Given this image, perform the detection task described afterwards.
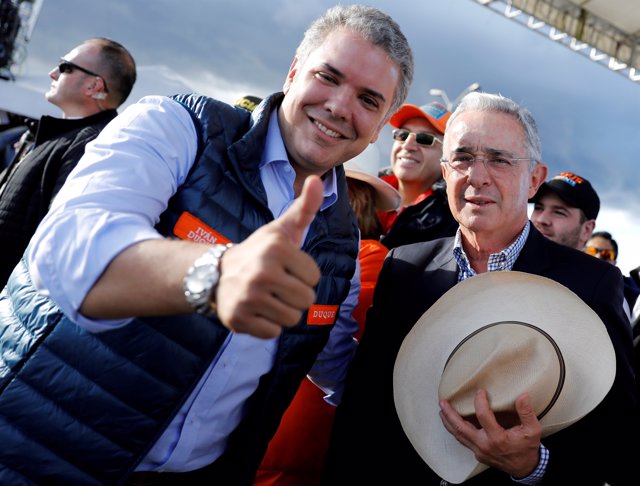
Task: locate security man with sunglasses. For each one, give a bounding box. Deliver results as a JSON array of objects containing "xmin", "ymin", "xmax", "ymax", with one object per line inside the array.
[
  {"xmin": 0, "ymin": 37, "xmax": 136, "ymax": 287},
  {"xmin": 377, "ymin": 101, "xmax": 457, "ymax": 249}
]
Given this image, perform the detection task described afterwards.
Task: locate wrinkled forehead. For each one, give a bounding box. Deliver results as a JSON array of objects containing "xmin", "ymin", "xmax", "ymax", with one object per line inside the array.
[{"xmin": 444, "ymin": 110, "xmax": 526, "ymax": 154}]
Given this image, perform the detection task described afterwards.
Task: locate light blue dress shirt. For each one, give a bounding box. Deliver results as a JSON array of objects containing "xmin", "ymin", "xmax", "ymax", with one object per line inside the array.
[{"xmin": 28, "ymin": 96, "xmax": 360, "ymax": 472}]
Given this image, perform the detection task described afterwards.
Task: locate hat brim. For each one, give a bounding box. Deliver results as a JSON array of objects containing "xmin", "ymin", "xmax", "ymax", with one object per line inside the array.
[
  {"xmin": 529, "ymin": 182, "xmax": 565, "ymax": 205},
  {"xmin": 388, "ymin": 104, "xmax": 449, "ymax": 135},
  {"xmin": 345, "ymin": 168, "xmax": 401, "ymax": 212},
  {"xmin": 393, "ymin": 271, "xmax": 615, "ymax": 484}
]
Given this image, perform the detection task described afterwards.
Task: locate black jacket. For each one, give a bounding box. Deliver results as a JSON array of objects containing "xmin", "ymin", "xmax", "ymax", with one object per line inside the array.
[
  {"xmin": 380, "ymin": 179, "xmax": 457, "ymax": 250},
  {"xmin": 0, "ymin": 109, "xmax": 117, "ymax": 287},
  {"xmin": 323, "ymin": 224, "xmax": 639, "ymax": 485}
]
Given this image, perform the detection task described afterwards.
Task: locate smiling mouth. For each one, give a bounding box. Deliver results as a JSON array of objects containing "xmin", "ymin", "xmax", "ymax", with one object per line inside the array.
[
  {"xmin": 314, "ymin": 119, "xmax": 342, "ymax": 139},
  {"xmin": 397, "ymin": 156, "xmax": 419, "ymax": 165}
]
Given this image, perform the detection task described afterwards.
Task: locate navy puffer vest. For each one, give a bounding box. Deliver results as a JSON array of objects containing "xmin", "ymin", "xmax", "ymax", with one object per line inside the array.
[{"xmin": 0, "ymin": 93, "xmax": 358, "ymax": 485}]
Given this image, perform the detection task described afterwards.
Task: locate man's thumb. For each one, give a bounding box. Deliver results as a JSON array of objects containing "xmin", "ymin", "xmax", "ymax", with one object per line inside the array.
[{"xmin": 278, "ymin": 175, "xmax": 324, "ymax": 246}]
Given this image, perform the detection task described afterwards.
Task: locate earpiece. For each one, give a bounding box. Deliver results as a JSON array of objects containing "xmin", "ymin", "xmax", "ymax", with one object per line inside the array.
[{"xmin": 92, "ymin": 92, "xmax": 107, "ymax": 100}]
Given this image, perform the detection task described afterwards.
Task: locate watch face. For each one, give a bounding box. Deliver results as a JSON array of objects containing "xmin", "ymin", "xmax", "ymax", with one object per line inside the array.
[
  {"xmin": 184, "ymin": 244, "xmax": 231, "ymax": 314},
  {"xmin": 186, "ymin": 265, "xmax": 216, "ymax": 297}
]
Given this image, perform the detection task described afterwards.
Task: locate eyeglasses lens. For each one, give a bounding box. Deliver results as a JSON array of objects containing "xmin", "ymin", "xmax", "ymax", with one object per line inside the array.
[
  {"xmin": 392, "ymin": 129, "xmax": 437, "ymax": 147},
  {"xmin": 58, "ymin": 61, "xmax": 73, "ymax": 74}
]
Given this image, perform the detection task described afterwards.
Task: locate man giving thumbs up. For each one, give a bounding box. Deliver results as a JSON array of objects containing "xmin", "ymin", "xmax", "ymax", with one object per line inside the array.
[{"xmin": 0, "ymin": 5, "xmax": 414, "ymax": 485}]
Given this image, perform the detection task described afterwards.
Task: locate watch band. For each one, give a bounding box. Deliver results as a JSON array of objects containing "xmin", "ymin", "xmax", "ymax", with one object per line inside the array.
[{"xmin": 183, "ymin": 243, "xmax": 233, "ymax": 316}]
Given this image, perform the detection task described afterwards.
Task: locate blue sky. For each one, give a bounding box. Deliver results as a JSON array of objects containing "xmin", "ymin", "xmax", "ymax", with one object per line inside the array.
[{"xmin": 12, "ymin": 0, "xmax": 640, "ymax": 273}]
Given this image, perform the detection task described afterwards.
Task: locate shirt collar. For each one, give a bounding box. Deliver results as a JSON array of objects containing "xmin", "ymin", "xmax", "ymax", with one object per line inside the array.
[
  {"xmin": 453, "ymin": 221, "xmax": 530, "ymax": 282},
  {"xmin": 261, "ymin": 108, "xmax": 337, "ymax": 210},
  {"xmin": 262, "ymin": 108, "xmax": 289, "ymax": 168}
]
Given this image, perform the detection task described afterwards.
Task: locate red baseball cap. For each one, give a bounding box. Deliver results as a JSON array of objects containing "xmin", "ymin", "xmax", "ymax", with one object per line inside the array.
[{"xmin": 389, "ymin": 102, "xmax": 450, "ymax": 135}]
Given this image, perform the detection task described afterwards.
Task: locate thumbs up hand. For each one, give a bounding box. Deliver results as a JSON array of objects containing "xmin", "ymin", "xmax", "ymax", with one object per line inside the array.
[{"xmin": 215, "ymin": 176, "xmax": 323, "ymax": 338}]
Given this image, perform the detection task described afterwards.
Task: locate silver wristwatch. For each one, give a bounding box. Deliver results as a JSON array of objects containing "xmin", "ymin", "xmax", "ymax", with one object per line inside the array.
[{"xmin": 183, "ymin": 243, "xmax": 233, "ymax": 315}]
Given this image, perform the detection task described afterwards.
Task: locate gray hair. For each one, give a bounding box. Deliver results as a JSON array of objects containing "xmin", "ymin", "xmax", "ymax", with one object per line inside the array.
[
  {"xmin": 446, "ymin": 92, "xmax": 542, "ymax": 168},
  {"xmin": 295, "ymin": 4, "xmax": 414, "ymax": 118}
]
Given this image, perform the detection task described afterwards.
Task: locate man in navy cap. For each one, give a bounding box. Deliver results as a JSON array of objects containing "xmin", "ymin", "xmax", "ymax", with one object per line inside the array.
[{"xmin": 530, "ymin": 171, "xmax": 600, "ymax": 250}]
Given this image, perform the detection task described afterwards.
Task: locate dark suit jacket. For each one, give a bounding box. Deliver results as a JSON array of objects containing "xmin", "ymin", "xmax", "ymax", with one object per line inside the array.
[{"xmin": 322, "ymin": 224, "xmax": 639, "ymax": 485}]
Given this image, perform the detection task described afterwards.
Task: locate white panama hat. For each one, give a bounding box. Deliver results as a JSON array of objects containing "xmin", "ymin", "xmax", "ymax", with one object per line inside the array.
[{"xmin": 393, "ymin": 271, "xmax": 616, "ymax": 484}]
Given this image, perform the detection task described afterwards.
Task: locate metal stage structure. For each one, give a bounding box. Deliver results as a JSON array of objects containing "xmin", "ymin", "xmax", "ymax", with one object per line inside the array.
[{"xmin": 474, "ymin": 0, "xmax": 640, "ymax": 84}]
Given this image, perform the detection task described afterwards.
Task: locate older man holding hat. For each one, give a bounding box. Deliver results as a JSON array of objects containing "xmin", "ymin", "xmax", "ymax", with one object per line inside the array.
[
  {"xmin": 322, "ymin": 92, "xmax": 638, "ymax": 485},
  {"xmin": 377, "ymin": 101, "xmax": 457, "ymax": 249}
]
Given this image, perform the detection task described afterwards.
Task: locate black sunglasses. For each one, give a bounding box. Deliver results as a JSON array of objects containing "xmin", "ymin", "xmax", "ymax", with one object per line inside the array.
[
  {"xmin": 58, "ymin": 59, "xmax": 109, "ymax": 92},
  {"xmin": 392, "ymin": 128, "xmax": 442, "ymax": 147}
]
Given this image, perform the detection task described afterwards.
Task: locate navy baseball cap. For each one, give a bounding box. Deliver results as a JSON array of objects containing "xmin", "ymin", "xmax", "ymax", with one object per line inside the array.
[{"xmin": 529, "ymin": 172, "xmax": 600, "ymax": 220}]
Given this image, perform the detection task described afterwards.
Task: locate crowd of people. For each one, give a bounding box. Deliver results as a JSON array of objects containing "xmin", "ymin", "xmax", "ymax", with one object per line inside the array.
[{"xmin": 0, "ymin": 4, "xmax": 638, "ymax": 486}]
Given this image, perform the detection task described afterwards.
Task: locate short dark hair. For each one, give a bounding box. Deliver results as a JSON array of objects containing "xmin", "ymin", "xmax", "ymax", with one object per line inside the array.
[
  {"xmin": 86, "ymin": 37, "xmax": 137, "ymax": 106},
  {"xmin": 589, "ymin": 231, "xmax": 618, "ymax": 259}
]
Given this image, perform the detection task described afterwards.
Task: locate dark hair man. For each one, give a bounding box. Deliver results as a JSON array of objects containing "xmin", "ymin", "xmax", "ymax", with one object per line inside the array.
[{"xmin": 0, "ymin": 37, "xmax": 136, "ymax": 287}]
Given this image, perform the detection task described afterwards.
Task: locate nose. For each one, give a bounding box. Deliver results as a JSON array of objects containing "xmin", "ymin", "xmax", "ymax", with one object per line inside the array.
[
  {"xmin": 324, "ymin": 87, "xmax": 353, "ymax": 121},
  {"xmin": 464, "ymin": 157, "xmax": 492, "ymax": 186},
  {"xmin": 401, "ymin": 132, "xmax": 420, "ymax": 150},
  {"xmin": 49, "ymin": 67, "xmax": 59, "ymax": 80}
]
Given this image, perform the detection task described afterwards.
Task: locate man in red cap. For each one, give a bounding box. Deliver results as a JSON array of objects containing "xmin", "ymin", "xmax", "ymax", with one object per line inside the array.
[{"xmin": 378, "ymin": 102, "xmax": 457, "ymax": 249}]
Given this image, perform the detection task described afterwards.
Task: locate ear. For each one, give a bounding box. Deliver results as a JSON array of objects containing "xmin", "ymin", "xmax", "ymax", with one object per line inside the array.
[
  {"xmin": 89, "ymin": 77, "xmax": 107, "ymax": 100},
  {"xmin": 581, "ymin": 220, "xmax": 596, "ymax": 244},
  {"xmin": 528, "ymin": 162, "xmax": 548, "ymax": 199},
  {"xmin": 441, "ymin": 160, "xmax": 448, "ymax": 179},
  {"xmin": 283, "ymin": 57, "xmax": 299, "ymax": 94}
]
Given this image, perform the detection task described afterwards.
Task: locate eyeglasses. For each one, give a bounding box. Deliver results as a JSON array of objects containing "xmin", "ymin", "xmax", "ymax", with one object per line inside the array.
[
  {"xmin": 584, "ymin": 246, "xmax": 616, "ymax": 262},
  {"xmin": 57, "ymin": 59, "xmax": 109, "ymax": 93},
  {"xmin": 441, "ymin": 151, "xmax": 532, "ymax": 175},
  {"xmin": 392, "ymin": 128, "xmax": 442, "ymax": 147}
]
